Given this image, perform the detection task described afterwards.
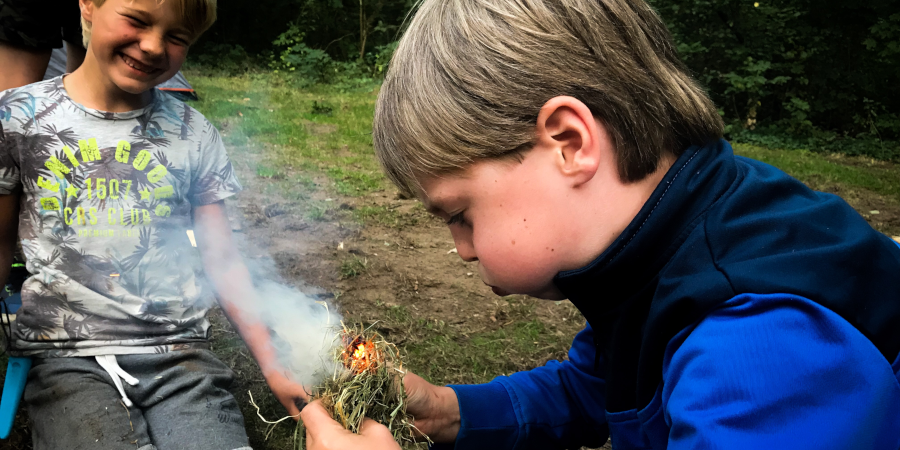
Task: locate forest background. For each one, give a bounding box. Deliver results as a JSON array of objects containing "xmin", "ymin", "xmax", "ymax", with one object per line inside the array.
[{"xmin": 194, "ymin": 0, "xmax": 900, "ymax": 160}]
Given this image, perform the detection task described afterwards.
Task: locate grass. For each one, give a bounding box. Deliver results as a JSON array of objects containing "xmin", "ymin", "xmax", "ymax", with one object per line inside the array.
[
  {"xmin": 187, "ymin": 71, "xmax": 389, "ymax": 198},
  {"xmin": 339, "ymin": 256, "xmax": 368, "ymax": 279},
  {"xmin": 371, "ymin": 299, "xmax": 581, "ymax": 386},
  {"xmin": 734, "ymin": 143, "xmax": 900, "ymax": 200}
]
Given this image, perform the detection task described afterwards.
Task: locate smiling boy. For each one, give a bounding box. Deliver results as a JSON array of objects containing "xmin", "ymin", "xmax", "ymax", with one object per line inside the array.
[
  {"xmin": 300, "ymin": 0, "xmax": 900, "ymax": 449},
  {"xmin": 0, "ymin": 1, "xmax": 307, "ymax": 448}
]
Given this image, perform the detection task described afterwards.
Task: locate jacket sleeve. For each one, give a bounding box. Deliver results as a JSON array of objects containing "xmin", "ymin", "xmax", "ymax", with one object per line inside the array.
[
  {"xmin": 663, "ymin": 293, "xmax": 900, "ymax": 450},
  {"xmin": 435, "ymin": 323, "xmax": 609, "ymax": 450}
]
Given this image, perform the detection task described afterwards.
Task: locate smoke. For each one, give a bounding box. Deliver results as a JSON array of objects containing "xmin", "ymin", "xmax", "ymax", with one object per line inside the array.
[
  {"xmin": 191, "ymin": 222, "xmax": 344, "ymax": 388},
  {"xmin": 252, "ymin": 279, "xmax": 343, "ymax": 387}
]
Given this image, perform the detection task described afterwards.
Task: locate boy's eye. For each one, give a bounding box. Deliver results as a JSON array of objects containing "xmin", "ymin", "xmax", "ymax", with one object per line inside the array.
[
  {"xmin": 169, "ymin": 35, "xmax": 190, "ymax": 46},
  {"xmin": 446, "ymin": 212, "xmax": 466, "ymax": 226},
  {"xmin": 125, "ymin": 15, "xmax": 148, "ymax": 26}
]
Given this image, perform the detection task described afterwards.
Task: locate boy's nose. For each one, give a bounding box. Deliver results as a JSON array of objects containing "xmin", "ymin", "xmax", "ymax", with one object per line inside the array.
[
  {"xmin": 140, "ymin": 34, "xmax": 166, "ymax": 58},
  {"xmin": 456, "ymin": 243, "xmax": 478, "ymax": 262},
  {"xmin": 449, "ymin": 227, "xmax": 477, "ymax": 261}
]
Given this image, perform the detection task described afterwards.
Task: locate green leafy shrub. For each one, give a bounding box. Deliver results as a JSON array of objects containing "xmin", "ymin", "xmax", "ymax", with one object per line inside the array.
[
  {"xmin": 650, "ymin": 0, "xmax": 900, "ymax": 143},
  {"xmin": 270, "ymin": 25, "xmax": 335, "ymax": 84}
]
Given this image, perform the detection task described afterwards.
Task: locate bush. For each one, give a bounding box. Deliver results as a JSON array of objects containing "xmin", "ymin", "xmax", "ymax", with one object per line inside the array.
[
  {"xmin": 269, "ymin": 25, "xmax": 335, "ymax": 83},
  {"xmin": 649, "ymin": 0, "xmax": 900, "ymax": 141},
  {"xmin": 269, "ymin": 25, "xmax": 398, "ymax": 89}
]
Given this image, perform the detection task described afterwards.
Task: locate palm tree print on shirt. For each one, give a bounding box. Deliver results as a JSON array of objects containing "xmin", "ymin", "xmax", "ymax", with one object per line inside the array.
[{"xmin": 1, "ymin": 77, "xmax": 241, "ymax": 356}]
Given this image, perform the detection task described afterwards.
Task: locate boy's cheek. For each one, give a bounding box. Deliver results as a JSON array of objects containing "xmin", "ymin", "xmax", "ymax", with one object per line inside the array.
[{"xmin": 168, "ymin": 46, "xmax": 190, "ymax": 66}]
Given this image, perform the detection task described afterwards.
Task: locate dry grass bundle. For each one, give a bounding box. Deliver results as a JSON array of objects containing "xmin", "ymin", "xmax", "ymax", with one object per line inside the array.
[{"xmin": 295, "ymin": 323, "xmax": 425, "ymax": 449}]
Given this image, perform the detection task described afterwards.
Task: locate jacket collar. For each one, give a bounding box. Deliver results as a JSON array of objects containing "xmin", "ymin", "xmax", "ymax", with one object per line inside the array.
[{"xmin": 553, "ymin": 139, "xmax": 739, "ymax": 317}]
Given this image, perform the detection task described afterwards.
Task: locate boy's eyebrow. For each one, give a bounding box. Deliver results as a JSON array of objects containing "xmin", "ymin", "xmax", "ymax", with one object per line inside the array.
[
  {"xmin": 120, "ymin": 6, "xmax": 150, "ymax": 16},
  {"xmin": 120, "ymin": 5, "xmax": 192, "ymax": 35}
]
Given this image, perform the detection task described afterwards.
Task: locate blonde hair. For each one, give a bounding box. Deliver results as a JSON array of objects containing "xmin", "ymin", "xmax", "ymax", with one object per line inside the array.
[
  {"xmin": 373, "ymin": 0, "xmax": 724, "ymax": 197},
  {"xmin": 81, "ymin": 0, "xmax": 217, "ymax": 47}
]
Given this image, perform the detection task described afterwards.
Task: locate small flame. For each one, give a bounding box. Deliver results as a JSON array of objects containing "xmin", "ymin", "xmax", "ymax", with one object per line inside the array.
[{"xmin": 342, "ymin": 336, "xmax": 378, "ymax": 374}]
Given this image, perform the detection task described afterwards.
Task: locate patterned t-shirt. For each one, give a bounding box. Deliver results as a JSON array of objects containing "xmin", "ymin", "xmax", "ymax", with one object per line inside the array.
[{"xmin": 0, "ymin": 77, "xmax": 242, "ymax": 357}]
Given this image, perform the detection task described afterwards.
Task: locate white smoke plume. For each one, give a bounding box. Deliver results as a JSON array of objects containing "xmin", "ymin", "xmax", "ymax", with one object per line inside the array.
[
  {"xmin": 193, "ymin": 222, "xmax": 344, "ymax": 388},
  {"xmin": 252, "ymin": 279, "xmax": 343, "ymax": 387}
]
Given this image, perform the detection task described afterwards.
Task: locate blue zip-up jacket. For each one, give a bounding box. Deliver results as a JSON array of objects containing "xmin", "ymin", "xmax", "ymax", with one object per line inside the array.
[{"xmin": 437, "ymin": 140, "xmax": 900, "ymax": 450}]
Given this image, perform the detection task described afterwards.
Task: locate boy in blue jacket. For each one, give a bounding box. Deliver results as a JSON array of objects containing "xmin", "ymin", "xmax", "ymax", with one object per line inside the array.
[{"xmin": 300, "ymin": 0, "xmax": 900, "ymax": 448}]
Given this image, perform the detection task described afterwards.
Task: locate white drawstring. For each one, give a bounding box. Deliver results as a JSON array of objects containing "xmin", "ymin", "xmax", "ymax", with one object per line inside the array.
[{"xmin": 95, "ymin": 355, "xmax": 140, "ymax": 407}]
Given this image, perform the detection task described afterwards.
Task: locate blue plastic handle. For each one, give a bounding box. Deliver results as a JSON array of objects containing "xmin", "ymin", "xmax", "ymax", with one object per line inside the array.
[
  {"xmin": 1, "ymin": 292, "xmax": 28, "ymax": 440},
  {"xmin": 0, "ymin": 356, "xmax": 30, "ymax": 439}
]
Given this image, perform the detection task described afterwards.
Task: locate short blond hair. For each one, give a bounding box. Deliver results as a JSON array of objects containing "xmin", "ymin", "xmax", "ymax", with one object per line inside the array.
[
  {"xmin": 374, "ymin": 0, "xmax": 724, "ymax": 197},
  {"xmin": 81, "ymin": 0, "xmax": 217, "ymax": 48}
]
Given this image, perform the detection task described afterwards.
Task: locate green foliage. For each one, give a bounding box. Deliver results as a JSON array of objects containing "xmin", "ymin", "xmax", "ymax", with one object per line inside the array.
[
  {"xmin": 193, "ymin": 0, "xmax": 408, "ymax": 82},
  {"xmin": 270, "ymin": 25, "xmax": 335, "ymax": 83},
  {"xmin": 188, "ymin": 44, "xmax": 255, "ymax": 74},
  {"xmin": 650, "ymin": 0, "xmax": 900, "ymax": 142},
  {"xmin": 189, "ymin": 0, "xmax": 900, "ymax": 159},
  {"xmin": 731, "ymin": 126, "xmax": 900, "ymax": 161},
  {"xmin": 267, "ymin": 24, "xmax": 400, "ymax": 88}
]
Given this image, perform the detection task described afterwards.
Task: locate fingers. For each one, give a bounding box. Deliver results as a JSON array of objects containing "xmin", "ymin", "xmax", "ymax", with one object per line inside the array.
[
  {"xmin": 301, "ymin": 400, "xmax": 345, "ymax": 433},
  {"xmin": 297, "ymin": 386, "xmax": 312, "ymax": 402},
  {"xmin": 285, "ymin": 384, "xmax": 309, "ymax": 419},
  {"xmin": 302, "ymin": 402, "xmax": 401, "ymax": 450},
  {"xmin": 284, "ymin": 401, "xmax": 301, "ymax": 419},
  {"xmin": 359, "ymin": 418, "xmax": 394, "ymax": 440}
]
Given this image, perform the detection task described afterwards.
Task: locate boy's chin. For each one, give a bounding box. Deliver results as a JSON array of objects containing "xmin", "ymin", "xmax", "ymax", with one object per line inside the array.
[
  {"xmin": 490, "ymin": 284, "xmax": 567, "ymax": 300},
  {"xmin": 110, "ymin": 68, "xmax": 171, "ymax": 95},
  {"xmin": 113, "ymin": 78, "xmax": 160, "ymax": 95}
]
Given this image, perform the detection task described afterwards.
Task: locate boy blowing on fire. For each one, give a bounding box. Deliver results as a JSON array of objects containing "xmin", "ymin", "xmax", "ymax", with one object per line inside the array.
[
  {"xmin": 0, "ymin": 0, "xmax": 307, "ymax": 448},
  {"xmin": 301, "ymin": 0, "xmax": 900, "ymax": 448}
]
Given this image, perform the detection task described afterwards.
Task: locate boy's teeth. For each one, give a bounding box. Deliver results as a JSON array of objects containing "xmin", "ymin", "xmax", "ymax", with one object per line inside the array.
[{"xmin": 123, "ymin": 55, "xmax": 153, "ymax": 73}]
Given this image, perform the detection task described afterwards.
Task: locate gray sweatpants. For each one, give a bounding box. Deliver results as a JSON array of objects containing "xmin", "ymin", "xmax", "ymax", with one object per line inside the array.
[{"xmin": 23, "ymin": 349, "xmax": 252, "ymax": 450}]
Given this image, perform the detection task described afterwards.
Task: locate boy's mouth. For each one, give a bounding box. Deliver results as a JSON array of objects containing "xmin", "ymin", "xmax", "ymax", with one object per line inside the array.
[{"xmin": 119, "ymin": 53, "xmax": 161, "ymax": 75}]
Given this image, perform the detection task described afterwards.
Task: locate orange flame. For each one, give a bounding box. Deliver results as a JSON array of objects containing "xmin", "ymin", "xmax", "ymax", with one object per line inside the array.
[{"xmin": 342, "ymin": 336, "xmax": 378, "ymax": 374}]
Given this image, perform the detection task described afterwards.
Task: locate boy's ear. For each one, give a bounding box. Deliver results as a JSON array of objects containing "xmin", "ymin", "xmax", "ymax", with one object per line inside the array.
[
  {"xmin": 535, "ymin": 96, "xmax": 607, "ymax": 187},
  {"xmin": 80, "ymin": 0, "xmax": 94, "ymax": 23}
]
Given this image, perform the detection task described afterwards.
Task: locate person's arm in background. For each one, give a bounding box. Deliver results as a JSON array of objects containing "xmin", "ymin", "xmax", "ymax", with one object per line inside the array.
[
  {"xmin": 0, "ymin": 42, "xmax": 51, "ymax": 92},
  {"xmin": 664, "ymin": 293, "xmax": 900, "ymax": 449},
  {"xmin": 0, "ymin": 194, "xmax": 19, "ymax": 287},
  {"xmin": 193, "ymin": 201, "xmax": 308, "ymax": 417}
]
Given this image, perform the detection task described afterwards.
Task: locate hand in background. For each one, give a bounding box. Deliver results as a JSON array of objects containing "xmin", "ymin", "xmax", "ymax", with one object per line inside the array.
[
  {"xmin": 301, "ymin": 400, "xmax": 400, "ymax": 450},
  {"xmin": 265, "ymin": 371, "xmax": 309, "ymax": 418},
  {"xmin": 403, "ymin": 372, "xmax": 461, "ymax": 443}
]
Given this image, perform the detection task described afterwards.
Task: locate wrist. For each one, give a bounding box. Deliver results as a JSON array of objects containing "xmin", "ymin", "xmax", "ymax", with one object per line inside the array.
[
  {"xmin": 259, "ymin": 362, "xmax": 290, "ymax": 383},
  {"xmin": 433, "ymin": 386, "xmax": 461, "ymax": 442}
]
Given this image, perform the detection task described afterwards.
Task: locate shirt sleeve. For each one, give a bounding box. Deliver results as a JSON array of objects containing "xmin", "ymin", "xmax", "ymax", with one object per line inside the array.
[
  {"xmin": 663, "ymin": 293, "xmax": 900, "ymax": 450},
  {"xmin": 435, "ymin": 324, "xmax": 609, "ymax": 450},
  {"xmin": 0, "ymin": 119, "xmax": 21, "ymax": 195},
  {"xmin": 189, "ymin": 119, "xmax": 242, "ymax": 206}
]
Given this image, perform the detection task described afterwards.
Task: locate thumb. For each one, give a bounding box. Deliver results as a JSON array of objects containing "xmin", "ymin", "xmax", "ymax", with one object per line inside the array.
[
  {"xmin": 359, "ymin": 418, "xmax": 394, "ymax": 441},
  {"xmin": 300, "ymin": 400, "xmax": 344, "ymax": 435}
]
